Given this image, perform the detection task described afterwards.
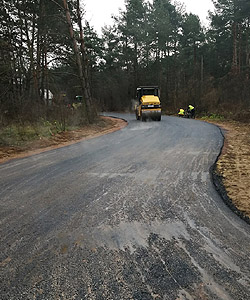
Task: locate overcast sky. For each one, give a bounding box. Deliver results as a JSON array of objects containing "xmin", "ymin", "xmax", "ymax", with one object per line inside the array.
[{"xmin": 83, "ymin": 0, "xmax": 215, "ymax": 34}]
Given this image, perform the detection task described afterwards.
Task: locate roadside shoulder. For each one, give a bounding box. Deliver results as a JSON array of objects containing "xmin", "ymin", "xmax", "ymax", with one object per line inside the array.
[
  {"xmin": 206, "ymin": 120, "xmax": 250, "ymax": 223},
  {"xmin": 0, "ymin": 116, "xmax": 127, "ymax": 164}
]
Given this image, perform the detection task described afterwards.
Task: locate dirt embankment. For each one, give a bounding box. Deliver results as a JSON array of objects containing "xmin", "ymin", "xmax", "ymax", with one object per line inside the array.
[
  {"xmin": 0, "ymin": 116, "xmax": 127, "ymax": 164},
  {"xmin": 210, "ymin": 120, "xmax": 250, "ymax": 221}
]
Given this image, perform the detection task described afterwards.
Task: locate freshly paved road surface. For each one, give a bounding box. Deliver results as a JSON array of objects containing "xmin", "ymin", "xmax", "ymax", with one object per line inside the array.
[{"xmin": 0, "ymin": 113, "xmax": 250, "ymax": 300}]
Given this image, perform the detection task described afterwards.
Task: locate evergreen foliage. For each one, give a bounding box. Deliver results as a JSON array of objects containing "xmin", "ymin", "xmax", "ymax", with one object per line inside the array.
[{"xmin": 0, "ymin": 0, "xmax": 249, "ymax": 121}]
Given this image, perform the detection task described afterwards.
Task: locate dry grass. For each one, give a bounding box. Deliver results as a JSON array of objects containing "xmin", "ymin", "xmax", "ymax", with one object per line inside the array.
[
  {"xmin": 0, "ymin": 117, "xmax": 127, "ymax": 163},
  {"xmin": 207, "ymin": 120, "xmax": 250, "ymax": 218}
]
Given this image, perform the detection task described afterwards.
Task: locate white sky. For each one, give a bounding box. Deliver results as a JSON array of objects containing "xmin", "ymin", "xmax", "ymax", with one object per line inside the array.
[{"xmin": 83, "ymin": 0, "xmax": 215, "ymax": 35}]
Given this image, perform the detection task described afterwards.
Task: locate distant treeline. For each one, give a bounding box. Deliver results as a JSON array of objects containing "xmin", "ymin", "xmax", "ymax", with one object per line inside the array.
[{"xmin": 1, "ymin": 0, "xmax": 250, "ymax": 124}]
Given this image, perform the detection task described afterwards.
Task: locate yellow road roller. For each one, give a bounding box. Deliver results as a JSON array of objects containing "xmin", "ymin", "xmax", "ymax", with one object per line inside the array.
[{"xmin": 135, "ymin": 86, "xmax": 161, "ymax": 121}]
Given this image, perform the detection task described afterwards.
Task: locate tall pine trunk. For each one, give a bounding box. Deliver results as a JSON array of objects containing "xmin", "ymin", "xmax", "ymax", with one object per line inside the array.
[
  {"xmin": 62, "ymin": 0, "xmax": 92, "ymax": 122},
  {"xmin": 232, "ymin": 22, "xmax": 238, "ymax": 74},
  {"xmin": 76, "ymin": 0, "xmax": 94, "ymax": 118}
]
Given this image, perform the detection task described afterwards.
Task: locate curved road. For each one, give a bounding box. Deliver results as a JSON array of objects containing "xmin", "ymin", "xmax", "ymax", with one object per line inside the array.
[{"xmin": 0, "ymin": 114, "xmax": 250, "ymax": 300}]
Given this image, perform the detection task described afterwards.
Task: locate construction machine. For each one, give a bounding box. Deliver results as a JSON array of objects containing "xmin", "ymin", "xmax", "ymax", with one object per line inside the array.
[{"xmin": 135, "ymin": 86, "xmax": 161, "ymax": 121}]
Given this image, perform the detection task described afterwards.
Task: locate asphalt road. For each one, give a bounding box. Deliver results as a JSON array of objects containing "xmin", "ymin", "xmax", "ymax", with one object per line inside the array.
[{"xmin": 0, "ymin": 113, "xmax": 250, "ymax": 300}]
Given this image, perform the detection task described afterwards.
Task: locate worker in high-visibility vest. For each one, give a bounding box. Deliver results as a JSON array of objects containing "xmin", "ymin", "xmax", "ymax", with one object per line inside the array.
[
  {"xmin": 178, "ymin": 108, "xmax": 185, "ymax": 117},
  {"xmin": 188, "ymin": 105, "xmax": 195, "ymax": 119}
]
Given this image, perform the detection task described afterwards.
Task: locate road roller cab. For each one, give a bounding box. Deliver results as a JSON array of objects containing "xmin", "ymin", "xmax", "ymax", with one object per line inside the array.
[{"xmin": 135, "ymin": 86, "xmax": 161, "ymax": 121}]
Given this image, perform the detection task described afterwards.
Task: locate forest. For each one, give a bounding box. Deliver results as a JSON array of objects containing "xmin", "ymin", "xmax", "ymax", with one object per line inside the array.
[{"xmin": 0, "ymin": 0, "xmax": 250, "ymax": 127}]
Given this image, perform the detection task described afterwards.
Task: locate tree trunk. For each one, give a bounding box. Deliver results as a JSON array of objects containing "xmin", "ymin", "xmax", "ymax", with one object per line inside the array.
[
  {"xmin": 36, "ymin": 0, "xmax": 45, "ymax": 101},
  {"xmin": 45, "ymin": 45, "xmax": 49, "ymax": 105},
  {"xmin": 201, "ymin": 55, "xmax": 204, "ymax": 83},
  {"xmin": 232, "ymin": 22, "xmax": 238, "ymax": 74},
  {"xmin": 62, "ymin": 0, "xmax": 92, "ymax": 122},
  {"xmin": 76, "ymin": 0, "xmax": 94, "ymax": 117},
  {"xmin": 246, "ymin": 17, "xmax": 250, "ymax": 71},
  {"xmin": 238, "ymin": 24, "xmax": 242, "ymax": 74},
  {"xmin": 134, "ymin": 40, "xmax": 138, "ymax": 87}
]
